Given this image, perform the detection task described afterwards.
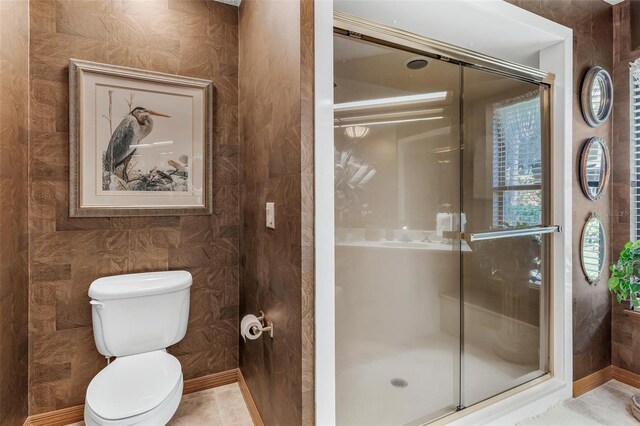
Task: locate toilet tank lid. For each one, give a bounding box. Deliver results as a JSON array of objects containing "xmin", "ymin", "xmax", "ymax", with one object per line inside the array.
[{"xmin": 89, "ymin": 271, "xmax": 192, "ymax": 300}]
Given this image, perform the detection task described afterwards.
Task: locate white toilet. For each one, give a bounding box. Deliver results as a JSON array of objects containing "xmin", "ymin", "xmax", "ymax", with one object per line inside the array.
[{"xmin": 84, "ymin": 270, "xmax": 192, "ymax": 426}]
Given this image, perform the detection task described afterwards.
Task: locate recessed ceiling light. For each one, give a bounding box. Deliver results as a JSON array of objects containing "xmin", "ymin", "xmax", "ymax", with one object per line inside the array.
[{"xmin": 404, "ymin": 57, "xmax": 429, "ymax": 70}]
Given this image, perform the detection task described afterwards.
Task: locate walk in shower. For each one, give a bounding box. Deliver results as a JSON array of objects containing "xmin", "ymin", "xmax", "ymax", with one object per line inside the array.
[{"xmin": 333, "ymin": 13, "xmax": 556, "ymax": 426}]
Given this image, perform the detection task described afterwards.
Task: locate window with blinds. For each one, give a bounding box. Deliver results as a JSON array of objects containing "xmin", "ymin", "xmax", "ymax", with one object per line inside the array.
[
  {"xmin": 631, "ymin": 60, "xmax": 640, "ymax": 241},
  {"xmin": 492, "ymin": 93, "xmax": 542, "ymax": 228}
]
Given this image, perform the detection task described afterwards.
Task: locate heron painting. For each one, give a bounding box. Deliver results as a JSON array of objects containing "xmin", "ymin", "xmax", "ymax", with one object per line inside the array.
[
  {"xmin": 100, "ymin": 99, "xmax": 190, "ymax": 192},
  {"xmin": 105, "ymin": 106, "xmax": 172, "ymax": 182},
  {"xmin": 70, "ymin": 59, "xmax": 212, "ymax": 216}
]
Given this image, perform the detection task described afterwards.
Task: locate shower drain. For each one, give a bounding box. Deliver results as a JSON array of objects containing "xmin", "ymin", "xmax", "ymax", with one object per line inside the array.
[{"xmin": 390, "ymin": 378, "xmax": 408, "ymax": 388}]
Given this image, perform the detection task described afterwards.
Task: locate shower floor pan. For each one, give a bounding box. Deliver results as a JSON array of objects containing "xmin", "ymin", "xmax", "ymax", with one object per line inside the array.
[{"xmin": 336, "ymin": 333, "xmax": 542, "ymax": 426}]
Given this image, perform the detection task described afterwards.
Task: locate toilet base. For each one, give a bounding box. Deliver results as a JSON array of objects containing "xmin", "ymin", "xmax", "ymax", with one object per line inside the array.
[{"xmin": 84, "ymin": 376, "xmax": 183, "ymax": 426}]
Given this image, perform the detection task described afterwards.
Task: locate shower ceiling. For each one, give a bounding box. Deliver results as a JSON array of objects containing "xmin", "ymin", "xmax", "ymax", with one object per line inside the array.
[{"xmin": 334, "ymin": 0, "xmax": 565, "ymax": 67}]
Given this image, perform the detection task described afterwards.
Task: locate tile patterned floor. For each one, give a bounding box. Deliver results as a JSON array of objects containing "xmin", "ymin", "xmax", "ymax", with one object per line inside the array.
[
  {"xmin": 564, "ymin": 380, "xmax": 639, "ymax": 425},
  {"xmin": 66, "ymin": 379, "xmax": 640, "ymax": 426},
  {"xmin": 68, "ymin": 383, "xmax": 253, "ymax": 426},
  {"xmin": 520, "ymin": 379, "xmax": 640, "ymax": 425},
  {"xmin": 170, "ymin": 383, "xmax": 253, "ymax": 426}
]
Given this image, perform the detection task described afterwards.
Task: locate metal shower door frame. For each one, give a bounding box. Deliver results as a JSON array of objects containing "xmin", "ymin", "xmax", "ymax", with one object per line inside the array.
[{"xmin": 333, "ymin": 11, "xmax": 557, "ymax": 425}]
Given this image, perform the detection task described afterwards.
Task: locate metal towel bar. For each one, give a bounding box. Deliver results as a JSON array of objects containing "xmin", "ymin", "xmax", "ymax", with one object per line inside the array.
[{"xmin": 462, "ymin": 225, "xmax": 562, "ymax": 242}]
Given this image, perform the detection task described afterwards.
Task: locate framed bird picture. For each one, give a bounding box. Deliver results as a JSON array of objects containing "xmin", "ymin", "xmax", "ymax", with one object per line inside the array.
[{"xmin": 69, "ymin": 59, "xmax": 213, "ymax": 217}]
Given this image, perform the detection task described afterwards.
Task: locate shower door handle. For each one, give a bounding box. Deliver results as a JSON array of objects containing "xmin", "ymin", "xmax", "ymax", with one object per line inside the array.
[{"xmin": 461, "ymin": 225, "xmax": 562, "ymax": 242}]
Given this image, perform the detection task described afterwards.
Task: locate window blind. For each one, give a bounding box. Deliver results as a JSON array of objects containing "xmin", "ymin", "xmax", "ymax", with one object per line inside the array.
[
  {"xmin": 631, "ymin": 59, "xmax": 640, "ymax": 241},
  {"xmin": 492, "ymin": 93, "xmax": 542, "ymax": 227}
]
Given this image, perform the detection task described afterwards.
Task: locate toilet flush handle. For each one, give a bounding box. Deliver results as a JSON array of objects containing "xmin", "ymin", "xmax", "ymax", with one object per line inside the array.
[{"xmin": 90, "ymin": 300, "xmax": 104, "ymax": 308}]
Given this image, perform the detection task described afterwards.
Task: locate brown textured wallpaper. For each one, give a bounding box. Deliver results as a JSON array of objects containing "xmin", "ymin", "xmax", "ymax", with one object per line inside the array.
[
  {"xmin": 631, "ymin": 0, "xmax": 640, "ymax": 50},
  {"xmin": 28, "ymin": 0, "xmax": 239, "ymax": 414},
  {"xmin": 0, "ymin": 1, "xmax": 30, "ymax": 425},
  {"xmin": 299, "ymin": 1, "xmax": 315, "ymax": 424},
  {"xmin": 611, "ymin": 1, "xmax": 640, "ymax": 373},
  {"xmin": 505, "ymin": 0, "xmax": 614, "ymax": 381},
  {"xmin": 238, "ymin": 0, "xmax": 314, "ymax": 424}
]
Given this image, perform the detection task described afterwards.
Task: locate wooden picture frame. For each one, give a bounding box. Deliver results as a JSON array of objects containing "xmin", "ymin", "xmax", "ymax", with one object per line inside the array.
[{"xmin": 69, "ymin": 59, "xmax": 213, "ymax": 217}]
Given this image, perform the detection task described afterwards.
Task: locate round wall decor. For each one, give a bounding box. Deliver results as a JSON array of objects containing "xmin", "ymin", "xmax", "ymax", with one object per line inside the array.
[
  {"xmin": 580, "ymin": 66, "xmax": 613, "ymax": 127},
  {"xmin": 578, "ymin": 137, "xmax": 610, "ymax": 201},
  {"xmin": 580, "ymin": 212, "xmax": 606, "ymax": 285}
]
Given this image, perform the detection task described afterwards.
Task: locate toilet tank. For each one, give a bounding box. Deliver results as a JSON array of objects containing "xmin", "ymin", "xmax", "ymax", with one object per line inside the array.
[{"xmin": 89, "ymin": 271, "xmax": 192, "ymax": 357}]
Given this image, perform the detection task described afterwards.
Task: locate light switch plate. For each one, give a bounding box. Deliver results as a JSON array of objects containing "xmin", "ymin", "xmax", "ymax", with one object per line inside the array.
[{"xmin": 266, "ymin": 202, "xmax": 275, "ymax": 229}]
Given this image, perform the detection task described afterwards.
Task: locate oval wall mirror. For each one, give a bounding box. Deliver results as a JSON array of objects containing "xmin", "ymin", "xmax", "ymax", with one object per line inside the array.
[
  {"xmin": 579, "ymin": 137, "xmax": 610, "ymax": 200},
  {"xmin": 580, "ymin": 66, "xmax": 613, "ymax": 127},
  {"xmin": 580, "ymin": 213, "xmax": 606, "ymax": 285}
]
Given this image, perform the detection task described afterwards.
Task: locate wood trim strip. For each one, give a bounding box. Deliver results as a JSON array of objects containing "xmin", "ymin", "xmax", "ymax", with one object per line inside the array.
[
  {"xmin": 573, "ymin": 365, "xmax": 613, "ymax": 397},
  {"xmin": 237, "ymin": 370, "xmax": 265, "ymax": 426},
  {"xmin": 612, "ymin": 365, "xmax": 640, "ymax": 388},
  {"xmin": 23, "ymin": 405, "xmax": 85, "ymax": 426},
  {"xmin": 24, "ymin": 369, "xmax": 243, "ymax": 426},
  {"xmin": 183, "ymin": 368, "xmax": 239, "ymax": 394}
]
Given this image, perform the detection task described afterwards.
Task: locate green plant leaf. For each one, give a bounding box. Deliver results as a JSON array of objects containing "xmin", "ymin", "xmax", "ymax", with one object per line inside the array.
[{"xmin": 607, "ymin": 241, "xmax": 640, "ymax": 304}]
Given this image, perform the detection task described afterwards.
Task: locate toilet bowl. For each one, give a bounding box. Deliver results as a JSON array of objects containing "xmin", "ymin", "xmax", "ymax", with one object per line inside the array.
[
  {"xmin": 84, "ymin": 351, "xmax": 183, "ymax": 426},
  {"xmin": 85, "ymin": 271, "xmax": 192, "ymax": 426}
]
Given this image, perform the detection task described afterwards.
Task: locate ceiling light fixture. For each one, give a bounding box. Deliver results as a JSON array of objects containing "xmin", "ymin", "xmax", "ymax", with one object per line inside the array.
[{"xmin": 344, "ymin": 125, "xmax": 370, "ymax": 139}]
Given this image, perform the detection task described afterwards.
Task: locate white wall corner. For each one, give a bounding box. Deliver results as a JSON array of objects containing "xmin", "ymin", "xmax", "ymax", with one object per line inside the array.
[{"xmin": 314, "ymin": 0, "xmax": 336, "ymax": 424}]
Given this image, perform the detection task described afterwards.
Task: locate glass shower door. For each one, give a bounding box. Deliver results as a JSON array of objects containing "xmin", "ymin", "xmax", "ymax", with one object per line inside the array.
[
  {"xmin": 333, "ymin": 33, "xmax": 462, "ymax": 425},
  {"xmin": 460, "ymin": 66, "xmax": 551, "ymax": 407},
  {"xmin": 332, "ymin": 25, "xmax": 553, "ymax": 425}
]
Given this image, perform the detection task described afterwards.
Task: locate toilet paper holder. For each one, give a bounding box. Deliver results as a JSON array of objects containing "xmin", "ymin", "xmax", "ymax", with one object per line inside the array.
[{"xmin": 253, "ymin": 311, "xmax": 274, "ymax": 338}]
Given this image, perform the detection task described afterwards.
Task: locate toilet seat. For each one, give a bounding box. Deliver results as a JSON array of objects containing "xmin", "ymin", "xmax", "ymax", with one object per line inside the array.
[{"xmin": 85, "ymin": 350, "xmax": 183, "ymax": 426}]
